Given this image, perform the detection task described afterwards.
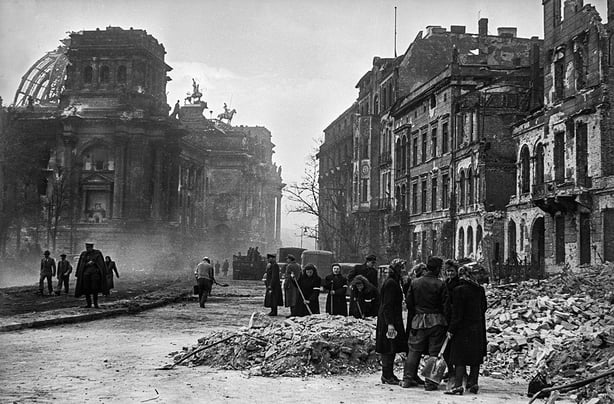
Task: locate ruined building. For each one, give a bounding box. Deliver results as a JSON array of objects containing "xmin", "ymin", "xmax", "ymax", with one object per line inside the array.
[
  {"xmin": 0, "ymin": 27, "xmax": 283, "ymax": 267},
  {"xmin": 507, "ymin": 0, "xmax": 614, "ymax": 272}
]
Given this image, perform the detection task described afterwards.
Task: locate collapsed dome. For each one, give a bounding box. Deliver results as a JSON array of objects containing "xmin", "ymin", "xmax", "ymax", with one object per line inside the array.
[{"xmin": 13, "ymin": 44, "xmax": 69, "ymax": 107}]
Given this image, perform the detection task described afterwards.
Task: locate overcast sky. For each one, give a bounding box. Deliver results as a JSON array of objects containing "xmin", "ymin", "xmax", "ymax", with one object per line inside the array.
[{"xmin": 0, "ymin": 0, "xmax": 608, "ymax": 247}]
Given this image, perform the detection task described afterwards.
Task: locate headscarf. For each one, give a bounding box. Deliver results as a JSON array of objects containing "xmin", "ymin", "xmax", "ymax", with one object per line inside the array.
[{"xmin": 458, "ymin": 265, "xmax": 479, "ymax": 286}]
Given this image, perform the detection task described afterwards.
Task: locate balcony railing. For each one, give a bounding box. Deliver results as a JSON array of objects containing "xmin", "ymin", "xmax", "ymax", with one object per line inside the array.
[
  {"xmin": 379, "ymin": 152, "xmax": 392, "ymax": 166},
  {"xmin": 375, "ymin": 197, "xmax": 392, "ymax": 211}
]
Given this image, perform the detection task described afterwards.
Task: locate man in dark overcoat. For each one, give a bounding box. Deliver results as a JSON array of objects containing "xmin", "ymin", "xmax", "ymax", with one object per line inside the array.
[
  {"xmin": 39, "ymin": 250, "xmax": 56, "ymax": 296},
  {"xmin": 264, "ymin": 253, "xmax": 283, "ymax": 316},
  {"xmin": 55, "ymin": 253, "xmax": 72, "ymax": 295},
  {"xmin": 283, "ymin": 254, "xmax": 302, "ymax": 317},
  {"xmin": 348, "ymin": 254, "xmax": 379, "ymax": 287},
  {"xmin": 402, "ymin": 256, "xmax": 450, "ymax": 391},
  {"xmin": 74, "ymin": 242, "xmax": 108, "ymax": 308}
]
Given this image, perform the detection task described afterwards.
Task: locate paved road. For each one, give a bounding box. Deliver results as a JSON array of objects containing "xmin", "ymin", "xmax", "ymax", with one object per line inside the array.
[{"xmin": 0, "ymin": 289, "xmax": 559, "ymax": 404}]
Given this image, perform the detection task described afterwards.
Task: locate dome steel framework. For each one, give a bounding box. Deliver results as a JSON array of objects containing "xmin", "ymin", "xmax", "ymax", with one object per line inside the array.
[{"xmin": 13, "ymin": 45, "xmax": 69, "ymax": 107}]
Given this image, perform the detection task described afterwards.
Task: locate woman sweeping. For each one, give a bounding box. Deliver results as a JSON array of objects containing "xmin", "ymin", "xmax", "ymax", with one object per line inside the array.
[
  {"xmin": 295, "ymin": 264, "xmax": 321, "ymax": 316},
  {"xmin": 322, "ymin": 263, "xmax": 348, "ymax": 316}
]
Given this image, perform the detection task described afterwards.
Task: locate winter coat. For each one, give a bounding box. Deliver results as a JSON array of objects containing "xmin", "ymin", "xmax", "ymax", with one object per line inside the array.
[
  {"xmin": 348, "ymin": 263, "xmax": 378, "ymax": 289},
  {"xmin": 264, "ymin": 262, "xmax": 283, "ymax": 308},
  {"xmin": 283, "ymin": 261, "xmax": 302, "ymax": 307},
  {"xmin": 376, "ymin": 276, "xmax": 408, "ymax": 354},
  {"xmin": 104, "ymin": 260, "xmax": 119, "ymax": 291},
  {"xmin": 405, "ymin": 272, "xmax": 450, "ymax": 335},
  {"xmin": 448, "ymin": 279, "xmax": 487, "ymax": 366},
  {"xmin": 74, "ymin": 249, "xmax": 108, "ymax": 297},
  {"xmin": 294, "ymin": 270, "xmax": 321, "ymax": 316},
  {"xmin": 322, "ymin": 274, "xmax": 347, "ymax": 316},
  {"xmin": 348, "ymin": 275, "xmax": 379, "ymax": 318}
]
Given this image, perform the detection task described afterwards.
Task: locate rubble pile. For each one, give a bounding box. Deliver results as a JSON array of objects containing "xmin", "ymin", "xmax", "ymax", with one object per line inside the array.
[
  {"xmin": 175, "ymin": 313, "xmax": 378, "ymax": 377},
  {"xmin": 483, "ymin": 264, "xmax": 614, "ymax": 401}
]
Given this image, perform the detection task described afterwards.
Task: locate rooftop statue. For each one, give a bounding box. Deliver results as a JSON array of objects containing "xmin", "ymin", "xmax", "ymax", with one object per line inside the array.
[{"xmin": 217, "ymin": 102, "xmax": 237, "ymax": 125}]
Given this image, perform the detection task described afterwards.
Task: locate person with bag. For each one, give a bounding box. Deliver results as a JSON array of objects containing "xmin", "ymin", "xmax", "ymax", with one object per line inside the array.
[
  {"xmin": 401, "ymin": 256, "xmax": 450, "ymax": 391},
  {"xmin": 264, "ymin": 253, "xmax": 283, "ymax": 316},
  {"xmin": 444, "ymin": 265, "xmax": 487, "ymax": 395},
  {"xmin": 375, "ymin": 258, "xmax": 408, "ymax": 385}
]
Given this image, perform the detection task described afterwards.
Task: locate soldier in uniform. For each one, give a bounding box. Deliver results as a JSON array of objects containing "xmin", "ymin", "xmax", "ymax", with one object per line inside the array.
[
  {"xmin": 55, "ymin": 253, "xmax": 73, "ymax": 295},
  {"xmin": 74, "ymin": 242, "xmax": 108, "ymax": 308},
  {"xmin": 39, "ymin": 250, "xmax": 56, "ymax": 296}
]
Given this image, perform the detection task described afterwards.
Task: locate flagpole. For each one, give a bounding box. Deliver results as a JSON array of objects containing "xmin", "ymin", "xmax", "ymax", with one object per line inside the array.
[{"xmin": 394, "ymin": 6, "xmax": 397, "ymax": 58}]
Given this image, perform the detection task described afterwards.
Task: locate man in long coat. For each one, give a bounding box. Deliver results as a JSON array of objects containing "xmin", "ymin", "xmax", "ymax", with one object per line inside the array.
[
  {"xmin": 283, "ymin": 254, "xmax": 302, "ymax": 317},
  {"xmin": 74, "ymin": 242, "xmax": 108, "ymax": 308},
  {"xmin": 39, "ymin": 250, "xmax": 56, "ymax": 296},
  {"xmin": 264, "ymin": 253, "xmax": 283, "ymax": 316}
]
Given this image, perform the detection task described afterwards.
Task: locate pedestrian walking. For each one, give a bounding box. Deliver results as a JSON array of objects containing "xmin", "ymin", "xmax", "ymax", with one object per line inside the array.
[
  {"xmin": 348, "ymin": 275, "xmax": 379, "ymax": 318},
  {"xmin": 322, "ymin": 263, "xmax": 348, "ymax": 316},
  {"xmin": 295, "ymin": 264, "xmax": 321, "ymax": 316},
  {"xmin": 283, "ymin": 254, "xmax": 302, "ymax": 317},
  {"xmin": 75, "ymin": 242, "xmax": 108, "ymax": 308},
  {"xmin": 401, "ymin": 256, "xmax": 450, "ymax": 391},
  {"xmin": 444, "ymin": 265, "xmax": 487, "ymax": 395},
  {"xmin": 104, "ymin": 256, "xmax": 120, "ymax": 294},
  {"xmin": 264, "ymin": 253, "xmax": 283, "ymax": 316},
  {"xmin": 376, "ymin": 259, "xmax": 408, "ymax": 385},
  {"xmin": 55, "ymin": 253, "xmax": 72, "ymax": 295},
  {"xmin": 39, "ymin": 250, "xmax": 56, "ymax": 296},
  {"xmin": 194, "ymin": 257, "xmax": 215, "ymax": 308},
  {"xmin": 222, "ymin": 258, "xmax": 229, "ymax": 277}
]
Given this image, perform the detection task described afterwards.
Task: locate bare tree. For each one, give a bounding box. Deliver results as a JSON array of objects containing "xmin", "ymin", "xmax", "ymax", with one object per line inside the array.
[
  {"xmin": 44, "ymin": 165, "xmax": 74, "ymax": 251},
  {"xmin": 285, "ymin": 143, "xmax": 362, "ymax": 261}
]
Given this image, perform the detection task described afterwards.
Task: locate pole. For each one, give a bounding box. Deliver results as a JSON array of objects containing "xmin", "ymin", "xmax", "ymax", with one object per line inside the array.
[{"xmin": 394, "ymin": 7, "xmax": 397, "ymax": 58}]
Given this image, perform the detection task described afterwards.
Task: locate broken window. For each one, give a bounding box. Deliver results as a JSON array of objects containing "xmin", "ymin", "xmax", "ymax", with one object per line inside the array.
[
  {"xmin": 520, "ymin": 145, "xmax": 530, "ymax": 194},
  {"xmin": 442, "ymin": 122, "xmax": 449, "ymax": 154},
  {"xmin": 508, "ymin": 219, "xmax": 517, "ymax": 262},
  {"xmin": 574, "ymin": 36, "xmax": 588, "ymax": 90},
  {"xmin": 400, "ymin": 184, "xmax": 406, "ymax": 211},
  {"xmin": 421, "ymin": 132, "xmax": 427, "ymax": 163},
  {"xmin": 412, "ymin": 182, "xmax": 418, "ymax": 214},
  {"xmin": 555, "ymin": 215, "xmax": 565, "ymax": 264},
  {"xmin": 458, "ymin": 227, "xmax": 465, "ymax": 259},
  {"xmin": 117, "ymin": 65, "xmax": 127, "ymax": 83},
  {"xmin": 467, "ymin": 226, "xmax": 474, "ymax": 255},
  {"xmin": 421, "ymin": 179, "xmax": 427, "ymax": 212},
  {"xmin": 576, "ymin": 122, "xmax": 589, "ymax": 187},
  {"xmin": 459, "ymin": 170, "xmax": 466, "ymax": 207},
  {"xmin": 535, "ymin": 143, "xmax": 545, "ymax": 187},
  {"xmin": 554, "ymin": 49, "xmax": 565, "ymax": 100},
  {"xmin": 83, "ymin": 65, "xmax": 93, "ymax": 84},
  {"xmin": 554, "ymin": 131, "xmax": 565, "ymax": 184},
  {"xmin": 431, "ymin": 127, "xmax": 437, "ymax": 157},
  {"xmin": 467, "ymin": 168, "xmax": 474, "ymax": 205},
  {"xmin": 431, "ymin": 177, "xmax": 437, "ymax": 211}
]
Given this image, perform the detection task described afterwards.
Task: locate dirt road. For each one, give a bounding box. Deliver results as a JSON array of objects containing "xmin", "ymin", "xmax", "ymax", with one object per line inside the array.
[{"xmin": 0, "ymin": 284, "xmax": 561, "ymax": 404}]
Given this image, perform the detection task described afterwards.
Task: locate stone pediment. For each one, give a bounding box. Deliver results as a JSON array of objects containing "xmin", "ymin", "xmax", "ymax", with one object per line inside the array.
[{"xmin": 82, "ymin": 172, "xmax": 114, "ymax": 184}]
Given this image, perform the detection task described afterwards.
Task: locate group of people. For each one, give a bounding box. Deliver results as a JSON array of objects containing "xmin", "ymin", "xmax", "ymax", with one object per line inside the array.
[
  {"xmin": 213, "ymin": 259, "xmax": 230, "ymax": 277},
  {"xmin": 263, "ymin": 253, "xmax": 381, "ymax": 319},
  {"xmin": 262, "ymin": 252, "xmax": 487, "ymax": 395},
  {"xmin": 38, "ymin": 242, "xmax": 120, "ymax": 309},
  {"xmin": 378, "ymin": 256, "xmax": 487, "ymax": 395}
]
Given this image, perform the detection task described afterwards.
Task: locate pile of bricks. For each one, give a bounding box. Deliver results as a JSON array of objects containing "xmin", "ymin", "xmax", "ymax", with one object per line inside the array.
[
  {"xmin": 483, "ymin": 264, "xmax": 614, "ymax": 402},
  {"xmin": 175, "ymin": 313, "xmax": 379, "ymax": 377}
]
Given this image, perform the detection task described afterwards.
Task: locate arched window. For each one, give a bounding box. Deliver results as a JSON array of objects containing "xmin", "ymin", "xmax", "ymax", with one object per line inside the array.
[
  {"xmin": 401, "ymin": 136, "xmax": 407, "ymax": 172},
  {"xmin": 459, "ymin": 170, "xmax": 466, "ymax": 207},
  {"xmin": 395, "ymin": 186, "xmax": 401, "ymax": 211},
  {"xmin": 467, "ymin": 168, "xmax": 474, "ymax": 205},
  {"xmin": 395, "ymin": 138, "xmax": 401, "ymax": 172},
  {"xmin": 100, "ymin": 65, "xmax": 110, "ymax": 84},
  {"xmin": 83, "ymin": 65, "xmax": 93, "ymax": 84},
  {"xmin": 458, "ymin": 227, "xmax": 465, "ymax": 258},
  {"xmin": 508, "ymin": 219, "xmax": 517, "ymax": 262},
  {"xmin": 520, "ymin": 145, "xmax": 530, "ymax": 194},
  {"xmin": 117, "ymin": 65, "xmax": 127, "ymax": 83},
  {"xmin": 374, "ymin": 95, "xmax": 380, "ymax": 115},
  {"xmin": 476, "ymin": 225, "xmax": 483, "ymax": 251},
  {"xmin": 520, "ymin": 219, "xmax": 526, "ymax": 251},
  {"xmin": 401, "ymin": 184, "xmax": 406, "ymax": 211},
  {"xmin": 535, "ymin": 143, "xmax": 545, "ymax": 186},
  {"xmin": 82, "ymin": 146, "xmax": 114, "ymax": 171},
  {"xmin": 467, "ymin": 226, "xmax": 474, "ymax": 254}
]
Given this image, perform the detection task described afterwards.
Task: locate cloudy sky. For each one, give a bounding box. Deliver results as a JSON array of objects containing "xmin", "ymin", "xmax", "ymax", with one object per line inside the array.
[{"xmin": 0, "ymin": 0, "xmax": 608, "ymax": 247}]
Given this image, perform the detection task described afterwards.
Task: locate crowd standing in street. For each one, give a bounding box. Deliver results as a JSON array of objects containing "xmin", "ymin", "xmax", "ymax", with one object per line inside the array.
[
  {"xmin": 75, "ymin": 242, "xmax": 108, "ymax": 308},
  {"xmin": 322, "ymin": 263, "xmax": 347, "ymax": 316},
  {"xmin": 55, "ymin": 253, "xmax": 72, "ymax": 295},
  {"xmin": 39, "ymin": 250, "xmax": 56, "ymax": 296}
]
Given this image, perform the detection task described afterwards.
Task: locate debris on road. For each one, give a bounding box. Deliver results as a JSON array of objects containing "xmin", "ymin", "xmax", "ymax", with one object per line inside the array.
[
  {"xmin": 174, "ymin": 313, "xmax": 378, "ymax": 377},
  {"xmin": 483, "ymin": 264, "xmax": 614, "ymax": 403}
]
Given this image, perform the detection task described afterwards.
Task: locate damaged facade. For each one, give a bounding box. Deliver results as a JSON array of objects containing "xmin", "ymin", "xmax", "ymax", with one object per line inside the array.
[
  {"xmin": 0, "ymin": 27, "xmax": 283, "ymax": 268},
  {"xmin": 507, "ymin": 0, "xmax": 614, "ymax": 272}
]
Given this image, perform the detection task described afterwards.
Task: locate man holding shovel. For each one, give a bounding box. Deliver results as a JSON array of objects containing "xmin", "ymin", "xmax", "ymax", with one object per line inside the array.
[{"xmin": 401, "ymin": 256, "xmax": 451, "ymax": 391}]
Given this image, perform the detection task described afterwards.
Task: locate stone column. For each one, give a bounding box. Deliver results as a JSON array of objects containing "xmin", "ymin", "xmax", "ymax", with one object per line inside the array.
[
  {"xmin": 112, "ymin": 137, "xmax": 127, "ymax": 219},
  {"xmin": 275, "ymin": 194, "xmax": 282, "ymax": 242},
  {"xmin": 151, "ymin": 142, "xmax": 163, "ymax": 220},
  {"xmin": 125, "ymin": 135, "xmax": 147, "ymax": 219},
  {"xmin": 167, "ymin": 144, "xmax": 181, "ymax": 222}
]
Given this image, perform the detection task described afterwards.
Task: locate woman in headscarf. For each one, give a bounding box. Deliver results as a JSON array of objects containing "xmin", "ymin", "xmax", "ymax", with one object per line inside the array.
[
  {"xmin": 295, "ymin": 264, "xmax": 321, "ymax": 316},
  {"xmin": 444, "ymin": 265, "xmax": 487, "ymax": 395},
  {"xmin": 348, "ymin": 275, "xmax": 378, "ymax": 318},
  {"xmin": 375, "ymin": 258, "xmax": 408, "ymax": 385},
  {"xmin": 322, "ymin": 263, "xmax": 348, "ymax": 316}
]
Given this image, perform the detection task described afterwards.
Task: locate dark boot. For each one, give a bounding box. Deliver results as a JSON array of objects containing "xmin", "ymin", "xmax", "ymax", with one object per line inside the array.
[
  {"xmin": 380, "ymin": 354, "xmax": 399, "ymax": 385},
  {"xmin": 84, "ymin": 295, "xmax": 92, "ymax": 308},
  {"xmin": 93, "ymin": 293, "xmax": 99, "ymax": 308},
  {"xmin": 466, "ymin": 365, "xmax": 480, "ymax": 393},
  {"xmin": 401, "ymin": 351, "xmax": 421, "ymax": 387}
]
